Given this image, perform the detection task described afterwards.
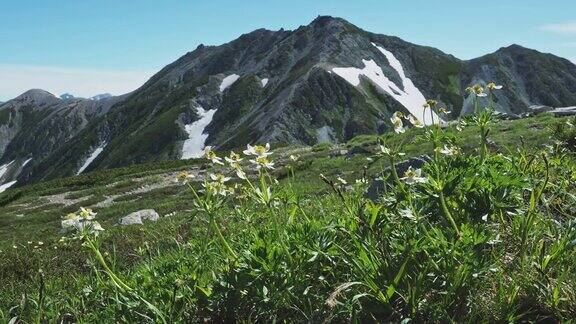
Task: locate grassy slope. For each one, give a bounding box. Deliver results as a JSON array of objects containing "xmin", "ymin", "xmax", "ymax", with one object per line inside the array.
[{"xmin": 0, "ymin": 113, "xmax": 574, "ymax": 322}]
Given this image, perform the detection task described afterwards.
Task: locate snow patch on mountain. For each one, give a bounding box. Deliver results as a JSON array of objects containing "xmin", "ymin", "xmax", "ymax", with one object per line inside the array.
[
  {"xmin": 332, "ymin": 43, "xmax": 440, "ymax": 125},
  {"xmin": 22, "ymin": 158, "xmax": 33, "ymax": 167},
  {"xmin": 0, "ymin": 180, "xmax": 17, "ymax": 193},
  {"xmin": 181, "ymin": 106, "xmax": 217, "ymax": 159},
  {"xmin": 0, "ymin": 161, "xmax": 14, "ymax": 179},
  {"xmin": 261, "ymin": 78, "xmax": 269, "ymax": 87},
  {"xmin": 220, "ymin": 74, "xmax": 240, "ymax": 92},
  {"xmin": 77, "ymin": 144, "xmax": 106, "ymax": 175}
]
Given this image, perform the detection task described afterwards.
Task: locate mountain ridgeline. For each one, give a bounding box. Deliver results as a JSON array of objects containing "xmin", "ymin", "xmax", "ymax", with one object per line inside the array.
[{"xmin": 1, "ymin": 16, "xmax": 576, "ymax": 188}]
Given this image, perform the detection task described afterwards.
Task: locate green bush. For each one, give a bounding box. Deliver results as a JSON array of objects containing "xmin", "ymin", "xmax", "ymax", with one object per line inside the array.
[
  {"xmin": 552, "ymin": 116, "xmax": 576, "ymax": 151},
  {"xmin": 312, "ymin": 142, "xmax": 334, "ymax": 152}
]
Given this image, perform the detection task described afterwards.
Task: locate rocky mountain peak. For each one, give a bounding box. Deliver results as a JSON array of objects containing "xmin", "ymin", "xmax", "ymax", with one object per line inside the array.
[
  {"xmin": 303, "ymin": 15, "xmax": 357, "ymax": 37},
  {"xmin": 14, "ymin": 89, "xmax": 59, "ymax": 106},
  {"xmin": 309, "ymin": 15, "xmax": 350, "ymax": 28},
  {"xmin": 495, "ymin": 44, "xmax": 536, "ymax": 55}
]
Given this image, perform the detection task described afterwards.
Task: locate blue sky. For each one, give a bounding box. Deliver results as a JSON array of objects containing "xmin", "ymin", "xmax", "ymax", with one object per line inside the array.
[{"xmin": 1, "ymin": 0, "xmax": 575, "ymax": 100}]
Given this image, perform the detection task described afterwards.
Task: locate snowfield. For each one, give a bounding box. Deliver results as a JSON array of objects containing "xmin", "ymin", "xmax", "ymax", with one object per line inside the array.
[
  {"xmin": 0, "ymin": 161, "xmax": 16, "ymax": 193},
  {"xmin": 22, "ymin": 158, "xmax": 33, "ymax": 168},
  {"xmin": 182, "ymin": 73, "xmax": 240, "ymax": 160},
  {"xmin": 0, "ymin": 161, "xmax": 14, "ymax": 179},
  {"xmin": 181, "ymin": 106, "xmax": 217, "ymax": 159},
  {"xmin": 77, "ymin": 144, "xmax": 106, "ymax": 175},
  {"xmin": 220, "ymin": 74, "xmax": 240, "ymax": 92},
  {"xmin": 261, "ymin": 78, "xmax": 269, "ymax": 87},
  {"xmin": 332, "ymin": 43, "xmax": 440, "ymax": 125},
  {"xmin": 0, "ymin": 180, "xmax": 17, "ymax": 193}
]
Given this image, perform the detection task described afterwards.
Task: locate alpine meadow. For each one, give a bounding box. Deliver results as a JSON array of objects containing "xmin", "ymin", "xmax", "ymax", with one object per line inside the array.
[{"xmin": 1, "ymin": 6, "xmax": 576, "ymax": 323}]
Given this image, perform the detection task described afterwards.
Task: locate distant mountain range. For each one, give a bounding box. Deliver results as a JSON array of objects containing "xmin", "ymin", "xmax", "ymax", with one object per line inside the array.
[
  {"xmin": 59, "ymin": 93, "xmax": 113, "ymax": 101},
  {"xmin": 1, "ymin": 16, "xmax": 576, "ymax": 190}
]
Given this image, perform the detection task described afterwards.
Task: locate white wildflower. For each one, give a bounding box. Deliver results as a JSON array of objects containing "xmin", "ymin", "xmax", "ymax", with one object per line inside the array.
[
  {"xmin": 466, "ymin": 84, "xmax": 488, "ymax": 97},
  {"xmin": 250, "ymin": 156, "xmax": 275, "ymax": 170},
  {"xmin": 390, "ymin": 112, "xmax": 406, "ymax": 134},
  {"xmin": 176, "ymin": 171, "xmax": 194, "ymax": 184},
  {"xmin": 406, "ymin": 114, "xmax": 424, "ymax": 128},
  {"xmin": 423, "ymin": 99, "xmax": 438, "ymax": 109},
  {"xmin": 225, "ymin": 151, "xmax": 243, "ymax": 165},
  {"xmin": 436, "ymin": 145, "xmax": 461, "ymax": 156},
  {"xmin": 486, "ymin": 82, "xmax": 503, "ymax": 91},
  {"xmin": 243, "ymin": 143, "xmax": 272, "ymax": 157},
  {"xmin": 209, "ymin": 173, "xmax": 231, "ymax": 183},
  {"xmin": 439, "ymin": 107, "xmax": 451, "ymax": 115},
  {"xmin": 401, "ymin": 166, "xmax": 427, "ymax": 185},
  {"xmin": 378, "ymin": 145, "xmax": 391, "ymax": 155},
  {"xmin": 204, "ymin": 146, "xmax": 224, "ymax": 165},
  {"xmin": 236, "ymin": 168, "xmax": 247, "ymax": 180}
]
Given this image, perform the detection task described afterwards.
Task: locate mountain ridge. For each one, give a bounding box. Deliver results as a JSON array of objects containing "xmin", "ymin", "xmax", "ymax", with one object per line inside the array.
[{"xmin": 1, "ymin": 15, "xmax": 575, "ymax": 189}]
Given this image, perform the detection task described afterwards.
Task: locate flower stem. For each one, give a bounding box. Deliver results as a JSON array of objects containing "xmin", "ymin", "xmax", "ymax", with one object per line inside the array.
[
  {"xmin": 86, "ymin": 239, "xmax": 132, "ymax": 292},
  {"xmin": 480, "ymin": 126, "xmax": 488, "ymax": 160},
  {"xmin": 210, "ymin": 217, "xmax": 237, "ymax": 260},
  {"xmin": 389, "ymin": 155, "xmax": 401, "ymax": 186},
  {"xmin": 439, "ymin": 190, "xmax": 460, "ymax": 237}
]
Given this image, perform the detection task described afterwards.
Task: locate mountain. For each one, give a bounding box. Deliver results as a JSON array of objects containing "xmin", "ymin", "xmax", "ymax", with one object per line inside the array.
[
  {"xmin": 460, "ymin": 44, "xmax": 576, "ymax": 115},
  {"xmin": 0, "ymin": 90, "xmax": 125, "ymax": 190},
  {"xmin": 91, "ymin": 93, "xmax": 113, "ymax": 101},
  {"xmin": 1, "ymin": 16, "xmax": 575, "ymax": 189},
  {"xmin": 60, "ymin": 93, "xmax": 75, "ymax": 100}
]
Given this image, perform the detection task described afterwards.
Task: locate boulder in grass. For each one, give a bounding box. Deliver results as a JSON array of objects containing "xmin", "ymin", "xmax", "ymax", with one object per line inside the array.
[
  {"xmin": 393, "ymin": 155, "xmax": 430, "ymax": 176},
  {"xmin": 119, "ymin": 209, "xmax": 160, "ymax": 226}
]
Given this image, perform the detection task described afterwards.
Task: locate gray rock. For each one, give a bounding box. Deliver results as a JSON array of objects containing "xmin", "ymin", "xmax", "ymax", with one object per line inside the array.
[
  {"xmin": 551, "ymin": 107, "xmax": 576, "ymax": 117},
  {"xmin": 395, "ymin": 155, "xmax": 430, "ymax": 175},
  {"xmin": 330, "ymin": 149, "xmax": 349, "ymax": 157},
  {"xmin": 366, "ymin": 155, "xmax": 430, "ymax": 202},
  {"xmin": 316, "ymin": 126, "xmax": 336, "ymax": 143},
  {"xmin": 529, "ymin": 105, "xmax": 553, "ymax": 113},
  {"xmin": 119, "ymin": 209, "xmax": 160, "ymax": 226}
]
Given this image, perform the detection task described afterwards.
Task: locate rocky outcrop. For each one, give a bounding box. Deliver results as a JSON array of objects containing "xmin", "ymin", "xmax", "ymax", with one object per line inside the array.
[
  {"xmin": 119, "ymin": 209, "xmax": 160, "ymax": 226},
  {"xmin": 551, "ymin": 107, "xmax": 576, "ymax": 116}
]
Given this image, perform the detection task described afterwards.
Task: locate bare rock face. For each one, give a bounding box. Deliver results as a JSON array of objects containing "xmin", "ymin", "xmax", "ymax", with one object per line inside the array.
[
  {"xmin": 119, "ymin": 209, "xmax": 160, "ymax": 226},
  {"xmin": 0, "ymin": 92, "xmax": 123, "ymax": 184}
]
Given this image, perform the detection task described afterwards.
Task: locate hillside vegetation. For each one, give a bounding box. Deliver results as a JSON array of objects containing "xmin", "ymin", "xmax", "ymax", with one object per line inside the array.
[{"xmin": 1, "ymin": 101, "xmax": 576, "ymax": 322}]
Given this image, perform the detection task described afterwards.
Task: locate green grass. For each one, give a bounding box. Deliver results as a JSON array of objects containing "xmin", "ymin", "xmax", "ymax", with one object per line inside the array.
[{"xmin": 1, "ymin": 113, "xmax": 575, "ymax": 322}]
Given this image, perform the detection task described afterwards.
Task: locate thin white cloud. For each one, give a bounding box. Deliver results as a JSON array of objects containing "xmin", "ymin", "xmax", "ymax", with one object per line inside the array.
[
  {"xmin": 540, "ymin": 21, "xmax": 576, "ymax": 35},
  {"xmin": 0, "ymin": 65, "xmax": 156, "ymax": 101}
]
